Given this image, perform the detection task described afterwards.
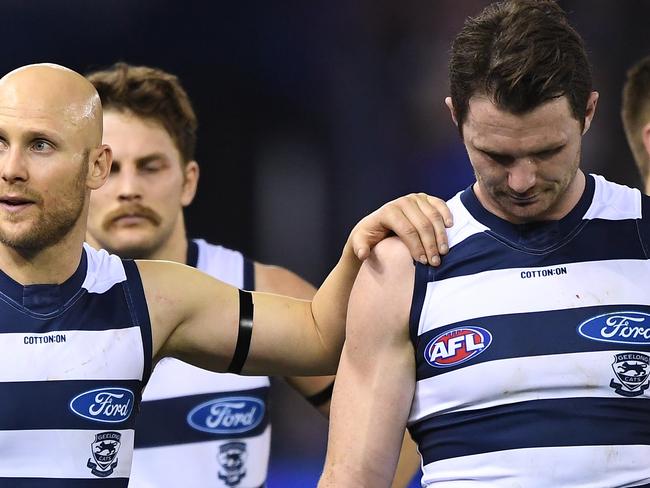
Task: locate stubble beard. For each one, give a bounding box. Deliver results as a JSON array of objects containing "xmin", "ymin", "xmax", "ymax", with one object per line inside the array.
[{"xmin": 0, "ymin": 162, "xmax": 87, "ymax": 255}]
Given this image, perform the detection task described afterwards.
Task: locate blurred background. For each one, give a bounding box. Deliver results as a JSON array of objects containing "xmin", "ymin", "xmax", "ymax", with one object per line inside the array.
[{"xmin": 5, "ymin": 0, "xmax": 649, "ymax": 485}]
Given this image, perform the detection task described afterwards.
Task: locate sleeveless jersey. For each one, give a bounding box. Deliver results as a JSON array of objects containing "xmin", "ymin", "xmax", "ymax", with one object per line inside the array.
[
  {"xmin": 129, "ymin": 239, "xmax": 270, "ymax": 488},
  {"xmin": 408, "ymin": 174, "xmax": 650, "ymax": 487},
  {"xmin": 0, "ymin": 243, "xmax": 152, "ymax": 487}
]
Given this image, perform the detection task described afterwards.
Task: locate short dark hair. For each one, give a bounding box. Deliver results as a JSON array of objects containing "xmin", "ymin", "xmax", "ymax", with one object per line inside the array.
[
  {"xmin": 621, "ymin": 55, "xmax": 650, "ymax": 183},
  {"xmin": 449, "ymin": 0, "xmax": 592, "ymax": 135},
  {"xmin": 86, "ymin": 62, "xmax": 197, "ymax": 164}
]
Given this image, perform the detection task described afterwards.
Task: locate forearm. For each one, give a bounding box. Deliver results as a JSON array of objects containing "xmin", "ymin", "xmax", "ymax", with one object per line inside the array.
[{"xmin": 310, "ymin": 240, "xmax": 361, "ymax": 369}]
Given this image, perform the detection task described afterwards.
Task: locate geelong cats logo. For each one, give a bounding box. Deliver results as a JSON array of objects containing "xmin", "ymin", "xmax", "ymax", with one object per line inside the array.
[
  {"xmin": 424, "ymin": 326, "xmax": 492, "ymax": 368},
  {"xmin": 218, "ymin": 441, "xmax": 248, "ymax": 486},
  {"xmin": 87, "ymin": 431, "xmax": 121, "ymax": 477},
  {"xmin": 610, "ymin": 352, "xmax": 650, "ymax": 397}
]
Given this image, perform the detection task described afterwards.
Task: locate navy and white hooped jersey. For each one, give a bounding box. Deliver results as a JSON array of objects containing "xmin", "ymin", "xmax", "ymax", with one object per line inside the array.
[
  {"xmin": 0, "ymin": 243, "xmax": 152, "ymax": 487},
  {"xmin": 409, "ymin": 174, "xmax": 650, "ymax": 487},
  {"xmin": 129, "ymin": 239, "xmax": 270, "ymax": 488}
]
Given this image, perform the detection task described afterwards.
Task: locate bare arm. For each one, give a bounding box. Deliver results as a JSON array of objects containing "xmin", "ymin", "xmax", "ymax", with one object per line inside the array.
[
  {"xmin": 257, "ymin": 261, "xmax": 422, "ymax": 484},
  {"xmin": 254, "ymin": 262, "xmax": 334, "ymax": 416},
  {"xmin": 143, "ymin": 193, "xmax": 447, "ymax": 378},
  {"xmin": 320, "ymin": 237, "xmax": 417, "ymax": 487}
]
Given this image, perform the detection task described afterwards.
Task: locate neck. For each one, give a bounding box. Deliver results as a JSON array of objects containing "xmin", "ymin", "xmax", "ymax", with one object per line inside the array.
[
  {"xmin": 475, "ymin": 170, "xmax": 586, "ymax": 224},
  {"xmin": 0, "ymin": 226, "xmax": 85, "ymax": 285}
]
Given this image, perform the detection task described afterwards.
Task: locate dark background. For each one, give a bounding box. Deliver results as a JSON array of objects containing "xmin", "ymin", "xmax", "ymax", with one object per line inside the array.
[{"xmin": 6, "ymin": 1, "xmax": 649, "ymax": 486}]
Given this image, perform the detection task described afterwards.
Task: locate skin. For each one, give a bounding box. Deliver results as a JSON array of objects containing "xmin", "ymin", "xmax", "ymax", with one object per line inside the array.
[
  {"xmin": 85, "ymin": 110, "xmax": 422, "ymax": 485},
  {"xmin": 319, "ymin": 93, "xmax": 599, "ymax": 487},
  {"xmin": 640, "ymin": 123, "xmax": 650, "ymax": 194},
  {"xmin": 0, "ymin": 60, "xmax": 452, "ymax": 415}
]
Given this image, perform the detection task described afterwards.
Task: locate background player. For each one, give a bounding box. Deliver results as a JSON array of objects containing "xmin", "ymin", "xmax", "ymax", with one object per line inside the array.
[
  {"xmin": 85, "ymin": 63, "xmax": 427, "ymax": 487},
  {"xmin": 622, "ymin": 54, "xmax": 650, "ymax": 194}
]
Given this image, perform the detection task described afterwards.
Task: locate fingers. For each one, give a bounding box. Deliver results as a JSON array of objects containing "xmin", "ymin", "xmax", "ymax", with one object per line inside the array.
[
  {"xmin": 349, "ymin": 192, "xmax": 454, "ymax": 267},
  {"xmin": 387, "ymin": 199, "xmax": 438, "ymax": 266},
  {"xmin": 415, "ymin": 193, "xmax": 453, "ymax": 255}
]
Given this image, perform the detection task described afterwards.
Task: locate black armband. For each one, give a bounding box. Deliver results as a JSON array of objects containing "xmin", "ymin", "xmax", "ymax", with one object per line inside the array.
[
  {"xmin": 305, "ymin": 381, "xmax": 335, "ymax": 407},
  {"xmin": 227, "ymin": 289, "xmax": 254, "ymax": 374}
]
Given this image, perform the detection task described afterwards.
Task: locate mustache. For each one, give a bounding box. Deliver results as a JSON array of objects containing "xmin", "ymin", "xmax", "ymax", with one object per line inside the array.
[{"xmin": 102, "ymin": 203, "xmax": 162, "ymax": 230}]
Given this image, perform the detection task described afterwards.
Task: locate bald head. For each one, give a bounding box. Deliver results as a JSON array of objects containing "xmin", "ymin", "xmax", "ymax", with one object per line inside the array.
[{"xmin": 0, "ymin": 63, "xmax": 103, "ymax": 146}]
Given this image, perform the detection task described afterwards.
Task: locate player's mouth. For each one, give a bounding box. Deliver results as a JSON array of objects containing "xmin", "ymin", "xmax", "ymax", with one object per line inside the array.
[
  {"xmin": 508, "ymin": 193, "xmax": 539, "ymax": 205},
  {"xmin": 0, "ymin": 195, "xmax": 36, "ymax": 213}
]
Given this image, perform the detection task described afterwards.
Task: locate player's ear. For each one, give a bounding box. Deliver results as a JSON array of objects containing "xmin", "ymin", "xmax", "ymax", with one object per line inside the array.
[
  {"xmin": 87, "ymin": 144, "xmax": 112, "ymax": 190},
  {"xmin": 581, "ymin": 91, "xmax": 599, "ymax": 135},
  {"xmin": 445, "ymin": 97, "xmax": 459, "ymax": 126},
  {"xmin": 181, "ymin": 160, "xmax": 199, "ymax": 207}
]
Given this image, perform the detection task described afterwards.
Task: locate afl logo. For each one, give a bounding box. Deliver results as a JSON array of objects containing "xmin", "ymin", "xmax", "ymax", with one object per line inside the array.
[
  {"xmin": 578, "ymin": 311, "xmax": 650, "ymax": 345},
  {"xmin": 424, "ymin": 326, "xmax": 492, "ymax": 368},
  {"xmin": 187, "ymin": 396, "xmax": 265, "ymax": 434},
  {"xmin": 70, "ymin": 388, "xmax": 134, "ymax": 423}
]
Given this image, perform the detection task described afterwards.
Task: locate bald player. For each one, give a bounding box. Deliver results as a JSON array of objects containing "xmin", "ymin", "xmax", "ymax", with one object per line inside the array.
[{"xmin": 0, "ymin": 63, "xmax": 447, "ymax": 486}]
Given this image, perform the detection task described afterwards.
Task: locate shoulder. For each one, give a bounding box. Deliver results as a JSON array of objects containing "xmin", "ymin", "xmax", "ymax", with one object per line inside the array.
[
  {"xmin": 348, "ymin": 237, "xmax": 415, "ymax": 337},
  {"xmin": 355, "ymin": 237, "xmax": 415, "ymax": 298}
]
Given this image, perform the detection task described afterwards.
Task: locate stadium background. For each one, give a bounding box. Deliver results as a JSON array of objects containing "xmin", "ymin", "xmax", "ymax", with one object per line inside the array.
[{"xmin": 5, "ymin": 1, "xmax": 649, "ymax": 485}]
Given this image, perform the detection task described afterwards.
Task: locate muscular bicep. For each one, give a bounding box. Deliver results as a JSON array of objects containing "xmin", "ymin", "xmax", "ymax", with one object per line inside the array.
[{"xmin": 321, "ymin": 237, "xmax": 416, "ymax": 487}]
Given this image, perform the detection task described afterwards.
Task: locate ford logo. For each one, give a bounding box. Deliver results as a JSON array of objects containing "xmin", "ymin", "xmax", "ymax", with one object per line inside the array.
[
  {"xmin": 70, "ymin": 388, "xmax": 134, "ymax": 423},
  {"xmin": 187, "ymin": 396, "xmax": 265, "ymax": 434},
  {"xmin": 578, "ymin": 311, "xmax": 650, "ymax": 345}
]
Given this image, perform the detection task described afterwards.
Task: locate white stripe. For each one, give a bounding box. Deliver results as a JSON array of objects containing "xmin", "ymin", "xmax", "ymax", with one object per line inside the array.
[
  {"xmin": 83, "ymin": 243, "xmax": 127, "ymax": 294},
  {"xmin": 130, "ymin": 427, "xmax": 270, "ymax": 488},
  {"xmin": 194, "ymin": 239, "xmax": 245, "ymax": 286},
  {"xmin": 0, "ymin": 327, "xmax": 144, "ymax": 381},
  {"xmin": 445, "ymin": 192, "xmax": 489, "ymax": 251},
  {"xmin": 0, "ymin": 429, "xmax": 134, "ymax": 479},
  {"xmin": 143, "ymin": 357, "xmax": 269, "ymax": 401},
  {"xmin": 420, "ymin": 444, "xmax": 650, "ymax": 487},
  {"xmin": 409, "ymin": 350, "xmax": 648, "ymax": 422},
  {"xmin": 418, "ymin": 259, "xmax": 650, "ymax": 336},
  {"xmin": 584, "ymin": 174, "xmax": 642, "ymax": 221}
]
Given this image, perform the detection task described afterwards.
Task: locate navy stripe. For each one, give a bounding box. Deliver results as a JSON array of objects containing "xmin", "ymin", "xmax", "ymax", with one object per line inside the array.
[
  {"xmin": 0, "ymin": 478, "xmax": 127, "ymax": 487},
  {"xmin": 409, "ymin": 261, "xmax": 432, "ymax": 345},
  {"xmin": 0, "ymin": 380, "xmax": 141, "ymax": 430},
  {"xmin": 435, "ymin": 217, "xmax": 646, "ymax": 282},
  {"xmin": 243, "ymin": 257, "xmax": 255, "ymax": 291},
  {"xmin": 415, "ymin": 304, "xmax": 650, "ymax": 381},
  {"xmin": 0, "ymin": 249, "xmax": 88, "ymax": 317},
  {"xmin": 459, "ymin": 173, "xmax": 595, "ymax": 249},
  {"xmin": 135, "ymin": 387, "xmax": 270, "ymax": 448},
  {"xmin": 410, "ymin": 397, "xmax": 650, "ymax": 465},
  {"xmin": 0, "ymin": 283, "xmax": 137, "ymax": 334},
  {"xmin": 121, "ymin": 260, "xmax": 152, "ymax": 386}
]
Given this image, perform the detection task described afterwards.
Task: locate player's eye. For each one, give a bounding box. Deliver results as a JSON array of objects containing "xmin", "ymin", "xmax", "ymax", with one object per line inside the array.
[{"xmin": 32, "ymin": 140, "xmax": 54, "ymax": 152}]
